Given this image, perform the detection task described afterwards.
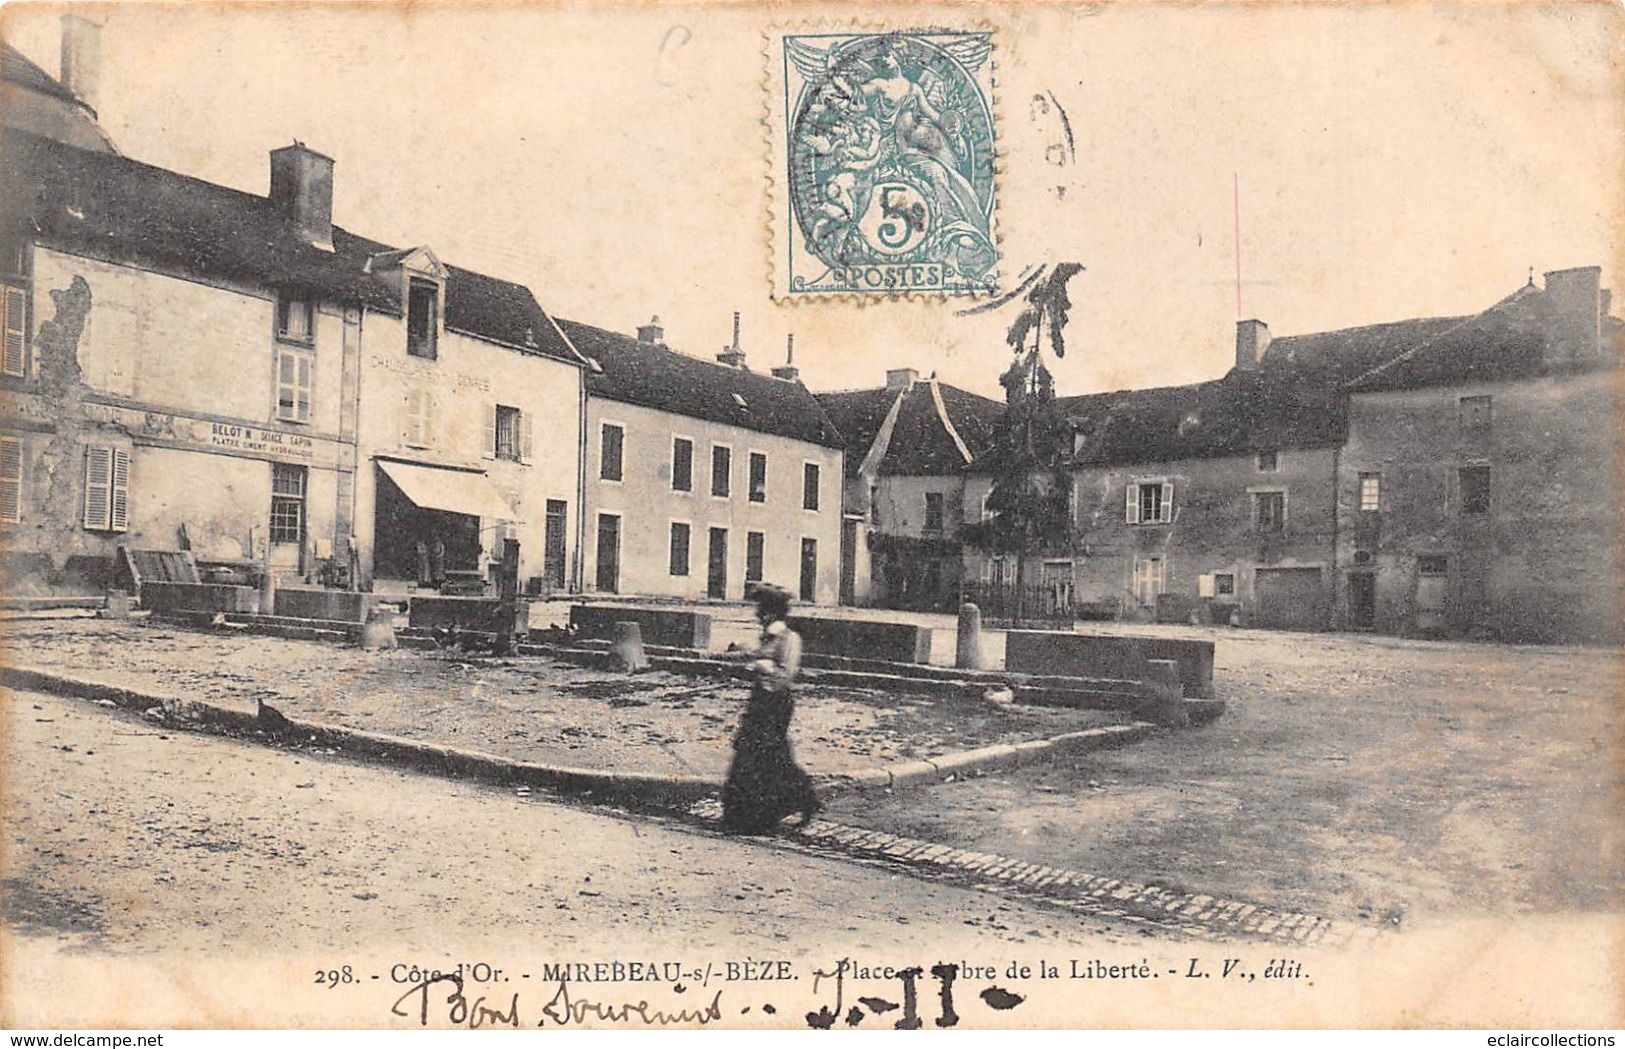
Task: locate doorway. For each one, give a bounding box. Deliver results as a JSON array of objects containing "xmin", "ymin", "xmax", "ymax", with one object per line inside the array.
[
  {"xmin": 1348, "ymin": 572, "xmax": 1376, "ymax": 630},
  {"xmin": 799, "ymin": 537, "xmax": 818, "ymax": 602},
  {"xmin": 595, "ymin": 513, "xmax": 620, "ymax": 593},
  {"xmin": 707, "ymin": 527, "xmax": 728, "ymax": 599}
]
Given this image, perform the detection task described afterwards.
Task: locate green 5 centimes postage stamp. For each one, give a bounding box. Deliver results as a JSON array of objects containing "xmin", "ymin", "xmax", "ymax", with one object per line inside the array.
[{"xmin": 772, "ymin": 29, "xmax": 998, "ymax": 298}]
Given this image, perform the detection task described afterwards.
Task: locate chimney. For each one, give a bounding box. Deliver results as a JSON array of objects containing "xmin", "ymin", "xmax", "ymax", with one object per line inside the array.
[
  {"xmin": 636, "ymin": 315, "xmax": 665, "ymax": 345},
  {"xmin": 1543, "ymin": 266, "xmax": 1602, "ymax": 367},
  {"xmin": 1235, "ymin": 319, "xmax": 1270, "ymax": 371},
  {"xmin": 717, "ymin": 311, "xmax": 747, "ymax": 368},
  {"xmin": 59, "ymin": 13, "xmax": 102, "ymax": 115},
  {"xmin": 269, "ymin": 142, "xmax": 336, "ymax": 252},
  {"xmin": 772, "ymin": 334, "xmax": 801, "ymax": 382},
  {"xmin": 885, "ymin": 367, "xmax": 919, "ymax": 391}
]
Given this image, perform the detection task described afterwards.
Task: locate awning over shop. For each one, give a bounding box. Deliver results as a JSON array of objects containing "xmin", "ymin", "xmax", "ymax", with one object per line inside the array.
[{"xmin": 376, "ymin": 459, "xmax": 516, "ymax": 521}]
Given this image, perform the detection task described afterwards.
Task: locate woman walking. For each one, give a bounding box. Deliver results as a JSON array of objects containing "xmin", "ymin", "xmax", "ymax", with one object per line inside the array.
[{"xmin": 721, "ymin": 585, "xmax": 822, "ymax": 834}]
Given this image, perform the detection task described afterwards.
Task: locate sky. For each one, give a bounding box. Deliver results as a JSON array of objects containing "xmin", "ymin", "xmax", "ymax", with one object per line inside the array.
[{"xmin": 5, "ymin": 2, "xmax": 1620, "ymax": 401}]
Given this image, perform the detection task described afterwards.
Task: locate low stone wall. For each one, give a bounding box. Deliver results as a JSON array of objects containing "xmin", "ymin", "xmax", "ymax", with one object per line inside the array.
[
  {"xmin": 274, "ymin": 588, "xmax": 373, "ymax": 623},
  {"xmin": 1005, "ymin": 631, "xmax": 1215, "ymax": 698},
  {"xmin": 789, "ymin": 616, "xmax": 933, "ymax": 664},
  {"xmin": 408, "ymin": 595, "xmax": 528, "ymax": 635},
  {"xmin": 568, "ymin": 605, "xmax": 712, "ymax": 649},
  {"xmin": 140, "ymin": 581, "xmax": 259, "ymax": 615}
]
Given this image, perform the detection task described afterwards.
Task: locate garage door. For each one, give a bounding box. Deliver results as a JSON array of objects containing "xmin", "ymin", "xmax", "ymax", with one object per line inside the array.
[{"xmin": 1254, "ymin": 567, "xmax": 1329, "ymax": 631}]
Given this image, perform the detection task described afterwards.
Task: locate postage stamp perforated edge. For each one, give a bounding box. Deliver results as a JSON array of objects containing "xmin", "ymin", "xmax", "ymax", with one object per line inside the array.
[{"xmin": 761, "ymin": 18, "xmax": 1004, "ymax": 305}]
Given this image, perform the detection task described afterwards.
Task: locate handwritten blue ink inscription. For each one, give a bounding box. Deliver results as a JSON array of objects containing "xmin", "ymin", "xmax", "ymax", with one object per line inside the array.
[{"xmin": 784, "ymin": 31, "xmax": 997, "ymax": 296}]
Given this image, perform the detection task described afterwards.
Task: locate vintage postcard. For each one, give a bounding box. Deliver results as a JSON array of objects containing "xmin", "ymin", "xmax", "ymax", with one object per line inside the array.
[{"xmin": 1, "ymin": 0, "xmax": 1621, "ymax": 1033}]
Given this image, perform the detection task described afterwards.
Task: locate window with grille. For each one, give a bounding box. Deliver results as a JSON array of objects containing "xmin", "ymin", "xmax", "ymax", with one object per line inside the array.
[
  {"xmin": 1126, "ymin": 480, "xmax": 1173, "ymax": 524},
  {"xmin": 924, "ymin": 491, "xmax": 944, "ymax": 533},
  {"xmin": 672, "ymin": 438, "xmax": 693, "ymax": 492},
  {"xmin": 406, "ymin": 278, "xmax": 438, "ymax": 359},
  {"xmin": 276, "ymin": 346, "xmax": 313, "ymax": 422},
  {"xmin": 669, "ymin": 522, "xmax": 690, "ymax": 576},
  {"xmin": 749, "ymin": 452, "xmax": 767, "ymax": 503},
  {"xmin": 711, "ymin": 445, "xmax": 731, "ymax": 497},
  {"xmin": 1253, "ymin": 491, "xmax": 1286, "ymax": 533},
  {"xmin": 802, "ymin": 462, "xmax": 819, "ymax": 510},
  {"xmin": 82, "ymin": 446, "xmax": 129, "ymax": 532},
  {"xmin": 270, "ymin": 463, "xmax": 307, "ymax": 545},
  {"xmin": 494, "ymin": 405, "xmax": 523, "ymax": 461},
  {"xmin": 1214, "ymin": 572, "xmax": 1236, "ymax": 596},
  {"xmin": 600, "ymin": 423, "xmax": 623, "ymax": 481},
  {"xmin": 2, "ymin": 283, "xmax": 27, "ymax": 378},
  {"xmin": 0, "ymin": 436, "xmax": 21, "ymax": 523},
  {"xmin": 276, "ymin": 294, "xmax": 314, "ymax": 345},
  {"xmin": 1359, "ymin": 472, "xmax": 1381, "ymax": 512}
]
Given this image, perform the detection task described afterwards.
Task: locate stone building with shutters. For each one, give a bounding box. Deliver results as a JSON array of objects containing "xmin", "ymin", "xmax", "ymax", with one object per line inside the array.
[
  {"xmin": 567, "ymin": 314, "xmax": 847, "ymax": 604},
  {"xmin": 0, "ymin": 86, "xmax": 587, "ymax": 593},
  {"xmin": 1049, "ymin": 266, "xmax": 1621, "ymax": 638}
]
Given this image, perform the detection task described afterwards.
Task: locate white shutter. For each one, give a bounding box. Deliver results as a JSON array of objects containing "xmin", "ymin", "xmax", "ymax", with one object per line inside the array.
[
  {"xmin": 2, "ymin": 286, "xmax": 26, "ymax": 377},
  {"xmin": 402, "ymin": 391, "xmax": 419, "ymax": 445},
  {"xmin": 109, "ymin": 449, "xmax": 130, "ymax": 532},
  {"xmin": 520, "ymin": 411, "xmax": 534, "ymax": 462},
  {"xmin": 0, "ymin": 436, "xmax": 22, "ymax": 523},
  {"xmin": 83, "ymin": 446, "xmax": 112, "ymax": 529},
  {"xmin": 1160, "ymin": 481, "xmax": 1174, "ymax": 523},
  {"xmin": 424, "ymin": 393, "xmax": 438, "ymax": 447},
  {"xmin": 1125, "ymin": 482, "xmax": 1139, "ymax": 524},
  {"xmin": 482, "ymin": 401, "xmax": 497, "ymax": 459},
  {"xmin": 297, "ymin": 355, "xmax": 313, "ymax": 421},
  {"xmin": 1198, "ymin": 572, "xmax": 1215, "ymax": 598}
]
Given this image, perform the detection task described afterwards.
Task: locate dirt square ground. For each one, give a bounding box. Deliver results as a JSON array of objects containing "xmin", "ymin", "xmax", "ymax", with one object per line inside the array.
[{"xmin": 3, "ymin": 618, "xmax": 1122, "ymax": 779}]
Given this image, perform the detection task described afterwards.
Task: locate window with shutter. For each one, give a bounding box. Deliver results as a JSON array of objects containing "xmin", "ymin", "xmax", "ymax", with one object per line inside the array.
[
  {"xmin": 82, "ymin": 446, "xmax": 128, "ymax": 531},
  {"xmin": 711, "ymin": 445, "xmax": 731, "ymax": 497},
  {"xmin": 0, "ymin": 436, "xmax": 22, "ymax": 523},
  {"xmin": 802, "ymin": 462, "xmax": 819, "ymax": 510},
  {"xmin": 1160, "ymin": 481, "xmax": 1174, "ymax": 523},
  {"xmin": 1125, "ymin": 482, "xmax": 1139, "ymax": 524},
  {"xmin": 83, "ymin": 446, "xmax": 111, "ymax": 530},
  {"xmin": 2, "ymin": 284, "xmax": 26, "ymax": 377},
  {"xmin": 276, "ymin": 346, "xmax": 313, "ymax": 422},
  {"xmin": 109, "ymin": 449, "xmax": 129, "ymax": 532},
  {"xmin": 600, "ymin": 423, "xmax": 624, "ymax": 481},
  {"xmin": 520, "ymin": 411, "xmax": 533, "ymax": 462},
  {"xmin": 672, "ymin": 438, "xmax": 694, "ymax": 492}
]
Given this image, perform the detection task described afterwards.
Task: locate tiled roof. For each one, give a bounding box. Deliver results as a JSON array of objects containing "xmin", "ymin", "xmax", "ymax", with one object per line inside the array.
[
  {"xmin": 816, "ymin": 387, "xmax": 901, "ymax": 474},
  {"xmin": 1056, "ymin": 278, "xmax": 1619, "ymax": 467},
  {"xmin": 2, "ymin": 43, "xmax": 82, "ymax": 107},
  {"xmin": 815, "ymin": 380, "xmax": 1005, "ymax": 477},
  {"xmin": 561, "ymin": 320, "xmax": 846, "ymax": 449},
  {"xmin": 2, "ymin": 129, "xmax": 581, "ymax": 365}
]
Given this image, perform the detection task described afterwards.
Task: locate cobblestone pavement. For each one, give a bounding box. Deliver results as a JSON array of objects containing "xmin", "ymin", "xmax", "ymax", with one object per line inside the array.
[{"xmin": 683, "ymin": 800, "xmax": 1378, "ymax": 948}]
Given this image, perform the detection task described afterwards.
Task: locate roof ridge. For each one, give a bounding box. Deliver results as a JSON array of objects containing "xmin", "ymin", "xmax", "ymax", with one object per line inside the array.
[{"xmin": 1339, "ymin": 285, "xmax": 1535, "ymax": 391}]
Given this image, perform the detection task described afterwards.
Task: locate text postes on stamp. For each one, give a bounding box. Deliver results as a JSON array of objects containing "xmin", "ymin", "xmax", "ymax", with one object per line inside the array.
[{"xmin": 775, "ymin": 30, "xmax": 997, "ymax": 298}]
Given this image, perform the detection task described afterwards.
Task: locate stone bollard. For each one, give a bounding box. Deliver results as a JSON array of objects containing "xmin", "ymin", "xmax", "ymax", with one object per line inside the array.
[
  {"xmin": 609, "ymin": 620, "xmax": 649, "ymax": 673},
  {"xmin": 1138, "ymin": 658, "xmax": 1190, "ymax": 728},
  {"xmin": 360, "ymin": 604, "xmax": 397, "ymax": 651},
  {"xmin": 955, "ymin": 602, "xmax": 986, "ymax": 670},
  {"xmin": 102, "ymin": 589, "xmax": 131, "ymax": 619}
]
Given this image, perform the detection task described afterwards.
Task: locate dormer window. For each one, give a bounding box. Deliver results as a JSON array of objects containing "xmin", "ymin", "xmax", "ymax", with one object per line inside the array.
[
  {"xmin": 407, "ymin": 278, "xmax": 439, "ymax": 359},
  {"xmin": 276, "ymin": 294, "xmax": 314, "ymax": 344}
]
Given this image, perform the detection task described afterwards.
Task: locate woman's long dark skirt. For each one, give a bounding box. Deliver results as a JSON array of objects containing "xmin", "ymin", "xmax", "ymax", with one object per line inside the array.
[{"xmin": 721, "ymin": 685, "xmax": 820, "ymax": 834}]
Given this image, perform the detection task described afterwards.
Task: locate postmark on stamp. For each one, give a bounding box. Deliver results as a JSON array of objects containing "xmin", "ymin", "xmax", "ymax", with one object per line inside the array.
[{"xmin": 770, "ymin": 29, "xmax": 998, "ymax": 298}]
